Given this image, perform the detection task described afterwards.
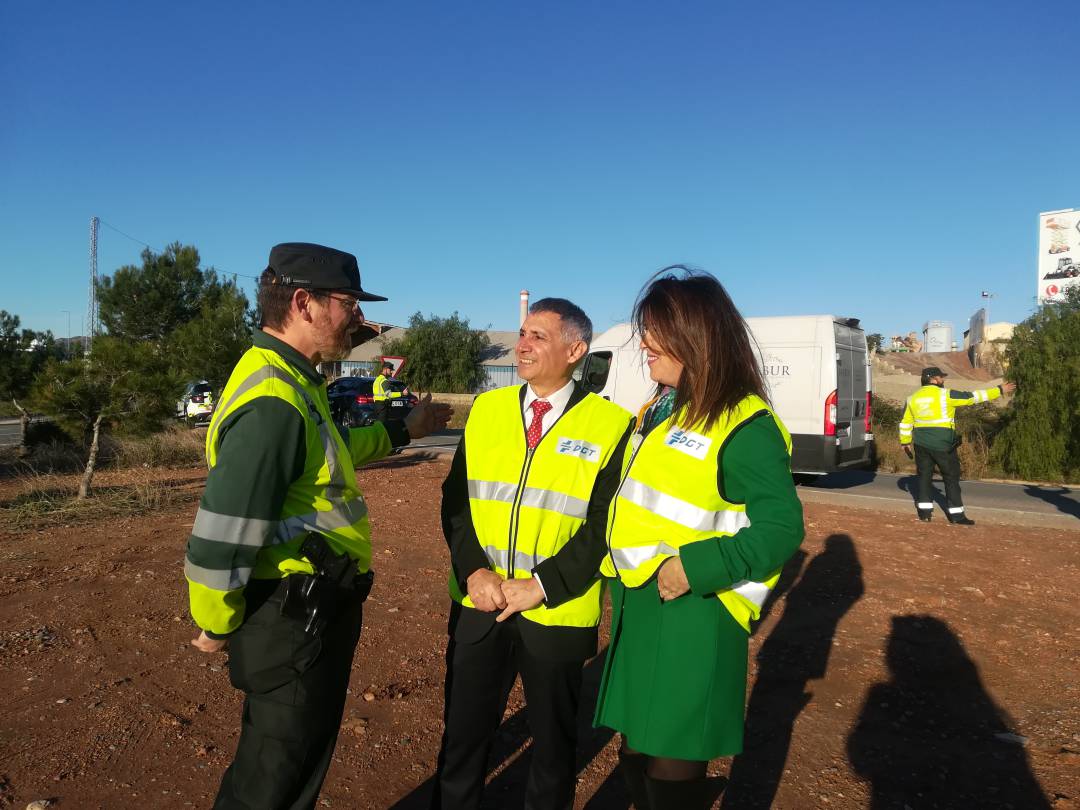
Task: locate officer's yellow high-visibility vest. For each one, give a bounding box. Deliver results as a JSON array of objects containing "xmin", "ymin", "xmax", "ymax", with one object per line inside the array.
[
  {"xmin": 452, "ymin": 385, "xmax": 632, "ymax": 628},
  {"xmin": 898, "ymin": 384, "xmax": 1002, "ymax": 445},
  {"xmin": 600, "ymin": 395, "xmax": 792, "ymax": 632},
  {"xmin": 186, "ymin": 346, "xmax": 384, "ymax": 633},
  {"xmin": 373, "ymin": 373, "xmax": 403, "ymax": 402}
]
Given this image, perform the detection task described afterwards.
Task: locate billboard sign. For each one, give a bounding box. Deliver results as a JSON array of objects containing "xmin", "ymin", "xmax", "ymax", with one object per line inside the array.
[{"xmin": 1038, "ymin": 209, "xmax": 1080, "ymax": 304}]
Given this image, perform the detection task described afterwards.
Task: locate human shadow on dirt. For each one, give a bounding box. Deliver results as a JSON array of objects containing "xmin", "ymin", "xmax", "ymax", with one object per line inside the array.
[
  {"xmin": 720, "ymin": 534, "xmax": 864, "ymax": 809},
  {"xmin": 847, "ymin": 615, "xmax": 1052, "ymax": 809},
  {"xmin": 1022, "ymin": 485, "xmax": 1080, "ymax": 520}
]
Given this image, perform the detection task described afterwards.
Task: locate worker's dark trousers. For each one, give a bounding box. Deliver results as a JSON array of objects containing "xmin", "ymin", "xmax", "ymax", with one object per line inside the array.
[
  {"xmin": 431, "ymin": 614, "xmax": 584, "ymax": 810},
  {"xmin": 914, "ymin": 443, "xmax": 965, "ymax": 517},
  {"xmin": 213, "ymin": 579, "xmax": 365, "ymax": 810}
]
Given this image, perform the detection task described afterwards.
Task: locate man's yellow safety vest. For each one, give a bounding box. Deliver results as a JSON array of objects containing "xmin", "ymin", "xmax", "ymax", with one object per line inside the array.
[
  {"xmin": 186, "ymin": 345, "xmax": 386, "ymax": 634},
  {"xmin": 898, "ymin": 384, "xmax": 1002, "ymax": 445},
  {"xmin": 600, "ymin": 395, "xmax": 792, "ymax": 632},
  {"xmin": 452, "ymin": 385, "xmax": 632, "ymax": 628}
]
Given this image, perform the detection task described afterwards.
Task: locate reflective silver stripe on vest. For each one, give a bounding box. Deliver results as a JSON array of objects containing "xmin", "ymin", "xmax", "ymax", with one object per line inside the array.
[
  {"xmin": 618, "ymin": 477, "xmax": 752, "ymax": 535},
  {"xmin": 519, "ymin": 487, "xmax": 589, "ymax": 519},
  {"xmin": 184, "ymin": 558, "xmax": 252, "ymax": 591},
  {"xmin": 277, "ymin": 497, "xmax": 370, "ymax": 542},
  {"xmin": 608, "ymin": 541, "xmax": 681, "ymax": 572},
  {"xmin": 730, "ymin": 578, "xmax": 770, "ymax": 608},
  {"xmin": 191, "ymin": 508, "xmax": 278, "ymax": 548},
  {"xmin": 468, "ymin": 480, "xmax": 589, "ymax": 520},
  {"xmin": 468, "ymin": 479, "xmax": 519, "ymax": 505},
  {"xmin": 481, "ymin": 544, "xmax": 549, "ymax": 573}
]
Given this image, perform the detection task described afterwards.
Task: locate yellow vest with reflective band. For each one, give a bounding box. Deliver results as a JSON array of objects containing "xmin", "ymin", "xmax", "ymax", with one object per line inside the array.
[
  {"xmin": 898, "ymin": 384, "xmax": 1001, "ymax": 444},
  {"xmin": 600, "ymin": 395, "xmax": 792, "ymax": 632},
  {"xmin": 451, "ymin": 385, "xmax": 632, "ymax": 628},
  {"xmin": 187, "ymin": 346, "xmax": 376, "ymax": 630},
  {"xmin": 373, "ymin": 373, "xmax": 402, "ymax": 402}
]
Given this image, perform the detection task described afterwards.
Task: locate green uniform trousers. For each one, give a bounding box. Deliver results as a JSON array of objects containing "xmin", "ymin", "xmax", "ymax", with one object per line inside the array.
[{"xmin": 213, "ymin": 578, "xmax": 365, "ymax": 810}]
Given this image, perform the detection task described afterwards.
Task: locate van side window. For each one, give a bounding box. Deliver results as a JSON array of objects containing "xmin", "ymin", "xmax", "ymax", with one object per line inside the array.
[{"xmin": 580, "ymin": 351, "xmax": 613, "ymax": 394}]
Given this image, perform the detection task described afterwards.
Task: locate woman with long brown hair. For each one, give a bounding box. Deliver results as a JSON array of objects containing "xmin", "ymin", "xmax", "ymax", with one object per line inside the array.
[{"xmin": 500, "ymin": 266, "xmax": 805, "ymax": 808}]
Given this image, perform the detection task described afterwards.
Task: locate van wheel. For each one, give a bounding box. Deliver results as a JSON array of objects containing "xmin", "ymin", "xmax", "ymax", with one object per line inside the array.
[{"xmin": 792, "ymin": 473, "xmax": 820, "ymax": 486}]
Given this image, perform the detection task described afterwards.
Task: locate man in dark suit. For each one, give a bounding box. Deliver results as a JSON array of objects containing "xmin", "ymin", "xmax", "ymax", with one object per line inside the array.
[{"xmin": 431, "ymin": 298, "xmax": 632, "ymax": 810}]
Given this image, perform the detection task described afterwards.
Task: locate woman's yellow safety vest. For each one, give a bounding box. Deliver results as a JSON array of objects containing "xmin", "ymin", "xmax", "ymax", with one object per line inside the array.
[
  {"xmin": 453, "ymin": 385, "xmax": 631, "ymax": 628},
  {"xmin": 201, "ymin": 348, "xmax": 375, "ymax": 576},
  {"xmin": 600, "ymin": 394, "xmax": 792, "ymax": 632}
]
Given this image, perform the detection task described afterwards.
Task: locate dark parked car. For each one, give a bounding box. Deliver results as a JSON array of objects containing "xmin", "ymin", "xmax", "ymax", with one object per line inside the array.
[{"xmin": 326, "ymin": 376, "xmax": 417, "ymax": 428}]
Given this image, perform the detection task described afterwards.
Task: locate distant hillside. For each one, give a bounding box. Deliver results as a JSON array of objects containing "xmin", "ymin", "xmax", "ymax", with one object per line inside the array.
[{"xmin": 873, "ymin": 351, "xmax": 1001, "ymax": 404}]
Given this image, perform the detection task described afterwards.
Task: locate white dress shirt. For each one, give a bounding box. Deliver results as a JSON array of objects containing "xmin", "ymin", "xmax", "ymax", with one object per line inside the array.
[{"xmin": 522, "ymin": 378, "xmax": 575, "ymax": 440}]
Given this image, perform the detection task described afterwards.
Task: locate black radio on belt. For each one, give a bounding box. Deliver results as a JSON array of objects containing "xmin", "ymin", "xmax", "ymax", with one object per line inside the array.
[{"xmin": 281, "ymin": 533, "xmax": 374, "ymax": 636}]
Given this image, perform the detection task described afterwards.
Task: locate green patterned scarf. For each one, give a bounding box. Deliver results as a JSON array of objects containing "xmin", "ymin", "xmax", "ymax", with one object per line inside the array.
[{"xmin": 642, "ymin": 387, "xmax": 677, "ymax": 434}]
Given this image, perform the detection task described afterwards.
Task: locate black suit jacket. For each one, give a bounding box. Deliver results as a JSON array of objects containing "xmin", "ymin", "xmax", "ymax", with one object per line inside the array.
[{"xmin": 441, "ymin": 383, "xmax": 632, "ymax": 662}]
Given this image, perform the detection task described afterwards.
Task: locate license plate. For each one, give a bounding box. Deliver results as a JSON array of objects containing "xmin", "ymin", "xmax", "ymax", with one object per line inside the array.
[{"xmin": 391, "ymin": 401, "xmax": 404, "ymax": 408}]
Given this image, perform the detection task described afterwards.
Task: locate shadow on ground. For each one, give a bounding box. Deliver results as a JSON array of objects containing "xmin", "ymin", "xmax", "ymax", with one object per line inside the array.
[
  {"xmin": 847, "ymin": 615, "xmax": 1052, "ymax": 809},
  {"xmin": 721, "ymin": 534, "xmax": 864, "ymax": 809}
]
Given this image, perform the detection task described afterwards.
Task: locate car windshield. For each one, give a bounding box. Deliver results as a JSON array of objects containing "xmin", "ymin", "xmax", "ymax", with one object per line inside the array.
[
  {"xmin": 192, "ymin": 384, "xmax": 212, "ymax": 395},
  {"xmin": 330, "ymin": 377, "xmax": 374, "ymax": 395}
]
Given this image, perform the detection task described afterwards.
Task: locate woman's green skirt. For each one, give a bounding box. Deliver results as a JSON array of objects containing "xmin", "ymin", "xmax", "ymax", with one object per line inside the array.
[{"xmin": 594, "ymin": 578, "xmax": 749, "ymax": 760}]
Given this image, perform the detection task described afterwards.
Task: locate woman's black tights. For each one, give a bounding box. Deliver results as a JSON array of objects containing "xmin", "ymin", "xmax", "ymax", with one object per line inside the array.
[{"xmin": 619, "ymin": 740, "xmax": 710, "ymax": 809}]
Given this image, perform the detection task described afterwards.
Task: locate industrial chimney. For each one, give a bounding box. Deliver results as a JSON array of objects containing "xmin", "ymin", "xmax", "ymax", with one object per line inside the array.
[{"xmin": 519, "ymin": 289, "xmax": 530, "ymax": 327}]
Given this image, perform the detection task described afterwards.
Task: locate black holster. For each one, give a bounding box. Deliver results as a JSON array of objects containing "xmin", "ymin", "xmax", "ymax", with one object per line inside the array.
[{"xmin": 280, "ymin": 533, "xmax": 374, "ymax": 637}]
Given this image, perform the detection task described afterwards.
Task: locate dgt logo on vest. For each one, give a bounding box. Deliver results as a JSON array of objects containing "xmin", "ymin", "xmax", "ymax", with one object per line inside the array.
[
  {"xmin": 556, "ymin": 437, "xmax": 601, "ymax": 462},
  {"xmin": 664, "ymin": 428, "xmax": 713, "ymax": 460}
]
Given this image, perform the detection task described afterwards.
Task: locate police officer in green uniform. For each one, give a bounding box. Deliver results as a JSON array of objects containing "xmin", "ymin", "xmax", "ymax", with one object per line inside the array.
[
  {"xmin": 899, "ymin": 366, "xmax": 1015, "ymax": 525},
  {"xmin": 432, "ymin": 298, "xmax": 633, "ymax": 810},
  {"xmin": 373, "ymin": 360, "xmax": 406, "ymax": 422},
  {"xmin": 186, "ymin": 243, "xmax": 451, "ymax": 810}
]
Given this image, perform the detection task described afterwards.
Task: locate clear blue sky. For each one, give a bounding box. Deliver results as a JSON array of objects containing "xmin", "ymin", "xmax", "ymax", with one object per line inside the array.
[{"xmin": 2, "ymin": 1, "xmax": 1076, "ymax": 344}]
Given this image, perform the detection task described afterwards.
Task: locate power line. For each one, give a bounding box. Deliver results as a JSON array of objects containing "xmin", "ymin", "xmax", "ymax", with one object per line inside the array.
[{"xmin": 96, "ymin": 218, "xmax": 262, "ymax": 282}]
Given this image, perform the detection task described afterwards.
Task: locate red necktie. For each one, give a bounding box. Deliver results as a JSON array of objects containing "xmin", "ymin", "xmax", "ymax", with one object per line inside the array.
[{"xmin": 526, "ymin": 400, "xmax": 553, "ymax": 449}]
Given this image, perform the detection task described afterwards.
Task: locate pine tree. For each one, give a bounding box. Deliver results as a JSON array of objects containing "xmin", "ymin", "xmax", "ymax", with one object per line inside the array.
[{"xmin": 993, "ymin": 287, "xmax": 1080, "ymax": 481}]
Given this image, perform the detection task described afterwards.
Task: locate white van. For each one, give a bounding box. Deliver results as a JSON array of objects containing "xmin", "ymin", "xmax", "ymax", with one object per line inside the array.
[{"xmin": 579, "ymin": 316, "xmax": 874, "ymax": 475}]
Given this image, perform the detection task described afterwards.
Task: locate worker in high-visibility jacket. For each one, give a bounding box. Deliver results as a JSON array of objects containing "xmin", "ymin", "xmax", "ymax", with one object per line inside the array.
[
  {"xmin": 185, "ymin": 243, "xmax": 451, "ymax": 808},
  {"xmin": 496, "ymin": 270, "xmax": 804, "ymax": 810},
  {"xmin": 372, "ymin": 360, "xmax": 406, "ymax": 422},
  {"xmin": 433, "ymin": 298, "xmax": 633, "ymax": 810},
  {"xmin": 899, "ymin": 366, "xmax": 1016, "ymax": 524}
]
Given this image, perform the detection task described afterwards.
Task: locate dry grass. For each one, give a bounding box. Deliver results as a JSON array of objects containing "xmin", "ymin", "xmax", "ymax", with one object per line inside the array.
[
  {"xmin": 0, "ymin": 473, "xmax": 194, "ymax": 531},
  {"xmin": 109, "ymin": 424, "xmax": 207, "ymax": 468}
]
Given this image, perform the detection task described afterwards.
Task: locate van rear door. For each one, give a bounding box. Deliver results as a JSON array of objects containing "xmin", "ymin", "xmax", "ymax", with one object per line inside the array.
[{"xmin": 833, "ymin": 320, "xmax": 871, "ymax": 466}]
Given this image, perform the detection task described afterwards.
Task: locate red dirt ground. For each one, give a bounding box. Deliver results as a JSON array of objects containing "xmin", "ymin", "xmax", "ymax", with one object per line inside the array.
[{"xmin": 0, "ymin": 455, "xmax": 1077, "ymax": 809}]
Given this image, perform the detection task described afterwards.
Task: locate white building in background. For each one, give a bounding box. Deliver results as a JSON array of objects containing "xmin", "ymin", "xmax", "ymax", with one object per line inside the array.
[{"xmin": 922, "ymin": 321, "xmax": 953, "ymax": 353}]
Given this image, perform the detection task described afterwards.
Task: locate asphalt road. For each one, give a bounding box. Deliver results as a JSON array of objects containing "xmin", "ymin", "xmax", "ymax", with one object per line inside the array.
[{"xmin": 799, "ymin": 469, "xmax": 1079, "ymax": 529}]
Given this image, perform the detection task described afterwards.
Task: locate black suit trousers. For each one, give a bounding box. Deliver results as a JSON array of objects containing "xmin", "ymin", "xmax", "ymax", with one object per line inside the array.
[{"xmin": 432, "ymin": 609, "xmax": 585, "ymax": 810}]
